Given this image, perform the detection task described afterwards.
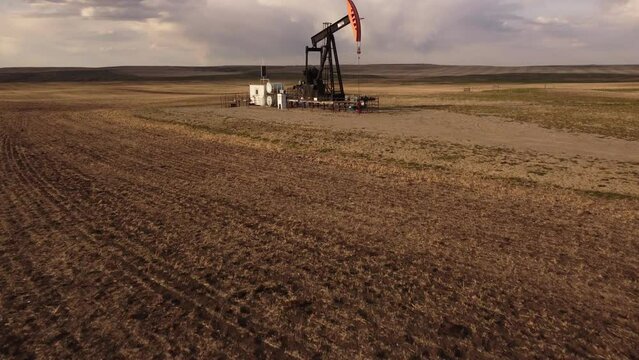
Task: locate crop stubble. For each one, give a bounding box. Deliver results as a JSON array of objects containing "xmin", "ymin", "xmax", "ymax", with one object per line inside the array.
[{"xmin": 1, "ymin": 99, "xmax": 638, "ymax": 359}]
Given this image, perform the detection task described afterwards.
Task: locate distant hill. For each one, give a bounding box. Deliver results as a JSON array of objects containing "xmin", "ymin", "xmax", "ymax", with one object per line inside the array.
[{"xmin": 1, "ymin": 65, "xmax": 639, "ymax": 84}]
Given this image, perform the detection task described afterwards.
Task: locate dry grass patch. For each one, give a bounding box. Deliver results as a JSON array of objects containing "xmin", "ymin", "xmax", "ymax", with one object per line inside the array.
[{"xmin": 431, "ymin": 88, "xmax": 639, "ymax": 140}]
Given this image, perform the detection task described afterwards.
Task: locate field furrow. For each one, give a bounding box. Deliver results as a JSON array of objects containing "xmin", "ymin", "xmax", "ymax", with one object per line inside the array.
[
  {"xmin": 1, "ymin": 83, "xmax": 638, "ymax": 359},
  {"xmin": 1, "ymin": 119, "xmax": 307, "ymax": 359}
]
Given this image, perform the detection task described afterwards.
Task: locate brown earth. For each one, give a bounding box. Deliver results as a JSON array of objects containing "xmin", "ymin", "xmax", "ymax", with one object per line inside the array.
[{"xmin": 1, "ymin": 82, "xmax": 639, "ymax": 359}]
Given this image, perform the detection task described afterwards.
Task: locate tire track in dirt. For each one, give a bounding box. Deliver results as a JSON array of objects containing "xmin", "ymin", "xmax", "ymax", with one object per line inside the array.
[
  {"xmin": 0, "ymin": 129, "xmax": 98, "ymax": 359},
  {"xmin": 3, "ymin": 117, "xmax": 308, "ymax": 359},
  {"xmin": 0, "ymin": 132, "xmax": 13, "ymax": 238},
  {"xmin": 7, "ymin": 127, "xmax": 151, "ymax": 354},
  {"xmin": 1, "ymin": 122, "xmax": 203, "ymax": 357},
  {"xmin": 2, "ymin": 125, "xmax": 227, "ymax": 358},
  {"xmin": 58, "ymin": 112, "xmax": 210, "ymax": 181}
]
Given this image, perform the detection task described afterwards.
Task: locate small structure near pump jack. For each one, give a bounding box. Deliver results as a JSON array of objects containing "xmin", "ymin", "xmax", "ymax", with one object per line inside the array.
[
  {"xmin": 249, "ymin": 66, "xmax": 286, "ymax": 108},
  {"xmin": 249, "ymin": 84, "xmax": 266, "ymax": 106}
]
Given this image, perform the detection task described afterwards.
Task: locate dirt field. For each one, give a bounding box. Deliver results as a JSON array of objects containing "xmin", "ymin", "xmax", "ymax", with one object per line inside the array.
[{"xmin": 1, "ymin": 81, "xmax": 638, "ymax": 359}]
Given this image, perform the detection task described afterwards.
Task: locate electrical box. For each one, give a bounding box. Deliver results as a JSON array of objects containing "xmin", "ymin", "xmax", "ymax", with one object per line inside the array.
[{"xmin": 277, "ymin": 93, "xmax": 287, "ymax": 110}]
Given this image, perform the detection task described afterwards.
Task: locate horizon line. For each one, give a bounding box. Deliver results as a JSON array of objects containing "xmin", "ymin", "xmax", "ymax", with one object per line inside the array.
[{"xmin": 2, "ymin": 63, "xmax": 639, "ymax": 70}]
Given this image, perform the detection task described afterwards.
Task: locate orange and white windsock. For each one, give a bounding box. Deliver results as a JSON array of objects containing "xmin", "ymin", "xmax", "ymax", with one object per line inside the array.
[{"xmin": 346, "ymin": 0, "xmax": 362, "ymax": 54}]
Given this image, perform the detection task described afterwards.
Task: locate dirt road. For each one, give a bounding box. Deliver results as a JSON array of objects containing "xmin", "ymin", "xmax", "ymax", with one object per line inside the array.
[{"xmin": 1, "ymin": 103, "xmax": 638, "ymax": 358}]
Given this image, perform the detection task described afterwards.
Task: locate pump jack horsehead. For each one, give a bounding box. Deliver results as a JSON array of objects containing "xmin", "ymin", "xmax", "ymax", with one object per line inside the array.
[
  {"xmin": 347, "ymin": 0, "xmax": 362, "ymax": 55},
  {"xmin": 296, "ymin": 0, "xmax": 363, "ymax": 101}
]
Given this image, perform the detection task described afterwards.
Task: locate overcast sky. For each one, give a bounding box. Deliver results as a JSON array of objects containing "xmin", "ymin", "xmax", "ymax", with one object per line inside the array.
[{"xmin": 0, "ymin": 0, "xmax": 637, "ymax": 67}]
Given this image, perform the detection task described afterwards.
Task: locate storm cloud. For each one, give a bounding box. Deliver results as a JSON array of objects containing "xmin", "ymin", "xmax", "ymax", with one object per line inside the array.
[{"xmin": 0, "ymin": 0, "xmax": 638, "ymax": 66}]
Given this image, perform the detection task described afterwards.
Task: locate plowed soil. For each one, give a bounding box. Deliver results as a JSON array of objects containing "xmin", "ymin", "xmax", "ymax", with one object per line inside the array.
[{"xmin": 1, "ymin": 84, "xmax": 639, "ymax": 359}]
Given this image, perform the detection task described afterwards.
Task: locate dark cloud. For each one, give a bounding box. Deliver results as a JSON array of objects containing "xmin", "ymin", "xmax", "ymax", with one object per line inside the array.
[{"xmin": 2, "ymin": 0, "xmax": 638, "ymax": 66}]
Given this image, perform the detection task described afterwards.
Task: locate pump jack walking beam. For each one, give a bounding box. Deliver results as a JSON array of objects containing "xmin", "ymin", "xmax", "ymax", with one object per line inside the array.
[{"xmin": 311, "ymin": 15, "xmax": 350, "ymax": 47}]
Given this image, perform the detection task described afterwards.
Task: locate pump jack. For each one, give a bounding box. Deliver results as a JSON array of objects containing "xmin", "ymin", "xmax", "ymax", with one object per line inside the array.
[{"xmin": 295, "ymin": 0, "xmax": 362, "ymax": 101}]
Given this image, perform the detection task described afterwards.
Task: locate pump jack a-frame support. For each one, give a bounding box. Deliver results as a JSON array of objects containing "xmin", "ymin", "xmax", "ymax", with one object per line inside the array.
[
  {"xmin": 304, "ymin": 16, "xmax": 351, "ymax": 101},
  {"xmin": 300, "ymin": 15, "xmax": 353, "ymax": 101}
]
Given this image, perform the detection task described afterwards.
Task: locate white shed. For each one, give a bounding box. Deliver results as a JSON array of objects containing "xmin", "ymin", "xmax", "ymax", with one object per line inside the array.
[{"xmin": 249, "ymin": 84, "xmax": 266, "ymax": 106}]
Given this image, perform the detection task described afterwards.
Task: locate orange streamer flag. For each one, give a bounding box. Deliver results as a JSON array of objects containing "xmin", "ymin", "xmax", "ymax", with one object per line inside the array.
[{"xmin": 346, "ymin": 0, "xmax": 362, "ymax": 54}]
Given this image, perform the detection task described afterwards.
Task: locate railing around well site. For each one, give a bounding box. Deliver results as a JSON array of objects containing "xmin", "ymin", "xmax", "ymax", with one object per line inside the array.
[
  {"xmin": 286, "ymin": 95, "xmax": 380, "ymax": 113},
  {"xmin": 219, "ymin": 93, "xmax": 251, "ymax": 108},
  {"xmin": 219, "ymin": 92, "xmax": 380, "ymax": 113}
]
